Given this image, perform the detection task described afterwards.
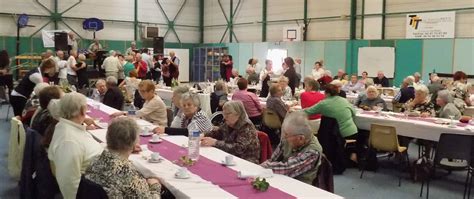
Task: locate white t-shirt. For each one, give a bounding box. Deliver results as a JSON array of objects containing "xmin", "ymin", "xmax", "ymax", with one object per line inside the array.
[
  {"xmin": 67, "ymin": 56, "xmax": 77, "ymax": 76},
  {"xmin": 57, "ymin": 60, "xmax": 68, "ymax": 79}
]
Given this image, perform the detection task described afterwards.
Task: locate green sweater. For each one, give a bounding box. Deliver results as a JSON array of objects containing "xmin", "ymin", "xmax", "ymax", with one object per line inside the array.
[
  {"xmin": 123, "ymin": 62, "xmax": 135, "ymax": 77},
  {"xmin": 304, "ymin": 96, "xmax": 358, "ymax": 138}
]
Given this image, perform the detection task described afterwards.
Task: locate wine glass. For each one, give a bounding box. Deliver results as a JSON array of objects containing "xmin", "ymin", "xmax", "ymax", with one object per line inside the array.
[{"xmin": 448, "ymin": 115, "xmax": 455, "ymax": 127}]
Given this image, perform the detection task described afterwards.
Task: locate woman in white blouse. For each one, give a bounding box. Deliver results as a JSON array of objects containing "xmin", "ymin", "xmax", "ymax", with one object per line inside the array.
[{"xmin": 311, "ymin": 61, "xmax": 325, "ymax": 80}]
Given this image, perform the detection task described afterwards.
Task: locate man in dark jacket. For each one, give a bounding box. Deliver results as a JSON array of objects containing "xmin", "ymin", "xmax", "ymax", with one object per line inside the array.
[
  {"xmin": 373, "ymin": 71, "xmax": 390, "ymax": 87},
  {"xmin": 103, "ymin": 76, "xmax": 124, "ymax": 110}
]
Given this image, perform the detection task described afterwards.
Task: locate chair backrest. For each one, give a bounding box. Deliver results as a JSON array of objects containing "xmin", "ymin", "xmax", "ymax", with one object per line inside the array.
[
  {"xmin": 210, "ymin": 93, "xmax": 220, "ymax": 113},
  {"xmin": 210, "ymin": 111, "xmax": 224, "ymax": 126},
  {"xmin": 8, "ymin": 117, "xmax": 26, "ymax": 180},
  {"xmin": 369, "ymin": 124, "xmax": 399, "ymax": 152},
  {"xmin": 312, "ymin": 154, "xmax": 334, "ymax": 193},
  {"xmin": 256, "ymin": 131, "xmax": 273, "ymax": 163},
  {"xmin": 434, "ymin": 133, "xmax": 473, "ymax": 166},
  {"xmin": 166, "ymin": 107, "xmax": 173, "ymax": 127},
  {"xmin": 262, "ymin": 108, "xmax": 282, "ymax": 129},
  {"xmin": 77, "ymin": 176, "xmax": 108, "ymax": 199}
]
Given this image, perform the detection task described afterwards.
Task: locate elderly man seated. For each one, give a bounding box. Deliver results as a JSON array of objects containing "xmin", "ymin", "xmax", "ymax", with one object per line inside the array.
[
  {"xmin": 102, "ymin": 76, "xmax": 124, "ymax": 110},
  {"xmin": 91, "ymin": 79, "xmax": 107, "ymax": 102},
  {"xmin": 261, "ymin": 111, "xmax": 322, "ymax": 185}
]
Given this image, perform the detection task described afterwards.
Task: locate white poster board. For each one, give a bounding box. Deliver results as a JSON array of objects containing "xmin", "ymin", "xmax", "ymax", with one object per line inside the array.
[
  {"xmin": 164, "ymin": 48, "xmax": 189, "ymax": 82},
  {"xmin": 358, "ymin": 47, "xmax": 395, "ymax": 78},
  {"xmin": 406, "ymin": 11, "xmax": 455, "ymax": 39}
]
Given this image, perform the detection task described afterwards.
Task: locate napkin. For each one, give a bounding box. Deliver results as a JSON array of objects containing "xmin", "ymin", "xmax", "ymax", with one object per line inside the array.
[{"xmin": 237, "ymin": 169, "xmax": 274, "ymax": 179}]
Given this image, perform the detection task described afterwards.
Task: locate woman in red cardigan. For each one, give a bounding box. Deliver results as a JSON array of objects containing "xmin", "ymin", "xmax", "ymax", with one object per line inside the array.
[{"xmin": 300, "ymin": 77, "xmax": 325, "ymax": 120}]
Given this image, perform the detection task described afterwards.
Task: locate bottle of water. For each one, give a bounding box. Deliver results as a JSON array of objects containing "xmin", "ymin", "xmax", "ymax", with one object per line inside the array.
[
  {"xmin": 128, "ymin": 104, "xmax": 136, "ymax": 115},
  {"xmin": 188, "ymin": 122, "xmax": 200, "ymax": 161}
]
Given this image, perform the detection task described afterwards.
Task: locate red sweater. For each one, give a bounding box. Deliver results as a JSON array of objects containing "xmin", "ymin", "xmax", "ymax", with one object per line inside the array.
[{"xmin": 300, "ymin": 91, "xmax": 325, "ymax": 120}]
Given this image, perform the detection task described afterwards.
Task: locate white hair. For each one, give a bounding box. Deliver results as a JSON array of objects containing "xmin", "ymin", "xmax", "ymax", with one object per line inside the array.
[
  {"xmin": 330, "ymin": 80, "xmax": 343, "ymax": 87},
  {"xmin": 180, "ymin": 92, "xmax": 201, "ymax": 108},
  {"xmin": 405, "ymin": 76, "xmax": 415, "ymax": 85},
  {"xmin": 414, "ymin": 84, "xmax": 429, "ymax": 96},
  {"xmin": 59, "ymin": 92, "xmax": 87, "ymax": 119},
  {"xmin": 47, "ymin": 99, "xmax": 61, "ymax": 119},
  {"xmin": 95, "ymin": 79, "xmax": 106, "ymax": 87},
  {"xmin": 437, "ymin": 90, "xmax": 453, "ymax": 103},
  {"xmin": 281, "ymin": 111, "xmax": 313, "ymax": 139},
  {"xmin": 34, "ymin": 83, "xmax": 50, "ymax": 96},
  {"xmin": 106, "ymin": 76, "xmax": 118, "ymax": 85},
  {"xmin": 414, "ymin": 72, "xmax": 421, "ymax": 77}
]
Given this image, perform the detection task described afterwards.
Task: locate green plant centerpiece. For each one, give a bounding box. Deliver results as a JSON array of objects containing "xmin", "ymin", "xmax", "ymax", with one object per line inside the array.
[
  {"xmin": 178, "ymin": 156, "xmax": 195, "ymax": 167},
  {"xmin": 251, "ymin": 177, "xmax": 269, "ymax": 192}
]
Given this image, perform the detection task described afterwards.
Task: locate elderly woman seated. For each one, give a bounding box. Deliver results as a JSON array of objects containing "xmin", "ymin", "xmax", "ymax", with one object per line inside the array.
[
  {"xmin": 31, "ymin": 85, "xmax": 64, "ymax": 135},
  {"xmin": 301, "ymin": 77, "xmax": 325, "ymax": 120},
  {"xmin": 210, "ymin": 80, "xmax": 228, "ymax": 113},
  {"xmin": 266, "ymin": 84, "xmax": 289, "ymax": 121},
  {"xmin": 48, "ymin": 92, "xmax": 104, "ymax": 198},
  {"xmin": 278, "ymin": 76, "xmax": 293, "ymax": 100},
  {"xmin": 135, "ymin": 80, "xmax": 167, "ymax": 126},
  {"xmin": 154, "ymin": 92, "xmax": 212, "ymax": 135},
  {"xmin": 355, "ymin": 86, "xmax": 387, "ymax": 111},
  {"xmin": 201, "ymin": 101, "xmax": 260, "ymax": 164},
  {"xmin": 85, "ymin": 117, "xmax": 161, "ymax": 198},
  {"xmin": 436, "ymin": 89, "xmax": 461, "ymax": 119},
  {"xmin": 261, "ymin": 111, "xmax": 322, "ymax": 184},
  {"xmin": 404, "ymin": 84, "xmax": 435, "ymax": 117}
]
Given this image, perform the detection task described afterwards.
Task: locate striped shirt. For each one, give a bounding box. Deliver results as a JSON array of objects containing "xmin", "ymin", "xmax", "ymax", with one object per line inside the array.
[{"xmin": 179, "ymin": 109, "xmax": 213, "ymax": 133}]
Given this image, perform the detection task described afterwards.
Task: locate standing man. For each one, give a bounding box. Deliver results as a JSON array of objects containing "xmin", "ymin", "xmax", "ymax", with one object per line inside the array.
[
  {"xmin": 373, "ymin": 71, "xmax": 390, "ymax": 87},
  {"xmin": 67, "ymin": 32, "xmax": 78, "ymax": 55},
  {"xmin": 126, "ymin": 41, "xmax": 137, "ymax": 55},
  {"xmin": 294, "ymin": 58, "xmax": 302, "ymax": 87},
  {"xmin": 141, "ymin": 49, "xmax": 153, "ymax": 79},
  {"xmin": 54, "ymin": 50, "xmax": 68, "ymax": 85},
  {"xmin": 101, "ymin": 50, "xmax": 121, "ymax": 79},
  {"xmin": 88, "ymin": 39, "xmax": 103, "ymax": 69},
  {"xmin": 169, "ymin": 51, "xmax": 180, "ymax": 68}
]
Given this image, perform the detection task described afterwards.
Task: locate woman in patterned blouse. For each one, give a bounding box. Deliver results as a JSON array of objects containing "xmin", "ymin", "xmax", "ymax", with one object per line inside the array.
[
  {"xmin": 201, "ymin": 101, "xmax": 261, "ymax": 164},
  {"xmin": 85, "ymin": 117, "xmax": 161, "ymax": 198},
  {"xmin": 404, "ymin": 84, "xmax": 435, "ymax": 117}
]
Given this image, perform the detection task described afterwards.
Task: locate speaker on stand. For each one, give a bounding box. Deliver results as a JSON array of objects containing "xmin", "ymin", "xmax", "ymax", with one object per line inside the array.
[
  {"xmin": 153, "ymin": 37, "xmax": 164, "ymax": 55},
  {"xmin": 54, "ymin": 32, "xmax": 69, "ymax": 51}
]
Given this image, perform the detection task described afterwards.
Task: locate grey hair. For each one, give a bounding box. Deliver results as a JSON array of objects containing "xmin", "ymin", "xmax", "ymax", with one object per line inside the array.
[
  {"xmin": 96, "ymin": 79, "xmax": 106, "ymax": 87},
  {"xmin": 278, "ymin": 76, "xmax": 289, "ymax": 83},
  {"xmin": 215, "ymin": 80, "xmax": 227, "ymax": 92},
  {"xmin": 405, "ymin": 76, "xmax": 415, "ymax": 85},
  {"xmin": 366, "ymin": 85, "xmax": 379, "ymax": 96},
  {"xmin": 47, "ymin": 99, "xmax": 61, "ymax": 119},
  {"xmin": 106, "ymin": 76, "xmax": 118, "ymax": 85},
  {"xmin": 59, "ymin": 92, "xmax": 87, "ymax": 119},
  {"xmin": 173, "ymin": 85, "xmax": 190, "ymax": 97},
  {"xmin": 415, "ymin": 84, "xmax": 429, "ymax": 96},
  {"xmin": 437, "ymin": 90, "xmax": 453, "ymax": 103},
  {"xmin": 414, "ymin": 72, "xmax": 421, "ymax": 77},
  {"xmin": 281, "ymin": 111, "xmax": 313, "ymax": 140},
  {"xmin": 223, "ymin": 101, "xmax": 249, "ymax": 122},
  {"xmin": 365, "ymin": 78, "xmax": 374, "ymax": 87},
  {"xmin": 330, "ymin": 80, "xmax": 343, "ymax": 87},
  {"xmin": 106, "ymin": 117, "xmax": 139, "ymax": 152},
  {"xmin": 34, "ymin": 83, "xmax": 50, "ymax": 96},
  {"xmin": 180, "ymin": 92, "xmax": 201, "ymax": 108}
]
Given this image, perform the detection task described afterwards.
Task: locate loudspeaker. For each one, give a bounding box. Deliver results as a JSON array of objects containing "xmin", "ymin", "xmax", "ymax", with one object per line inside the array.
[
  {"xmin": 153, "ymin": 37, "xmax": 164, "ymax": 55},
  {"xmin": 54, "ymin": 32, "xmax": 68, "ymax": 51}
]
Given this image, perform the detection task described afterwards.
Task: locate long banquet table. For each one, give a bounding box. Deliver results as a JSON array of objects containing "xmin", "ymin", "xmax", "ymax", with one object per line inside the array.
[{"xmin": 86, "ymin": 98, "xmax": 343, "ymax": 199}]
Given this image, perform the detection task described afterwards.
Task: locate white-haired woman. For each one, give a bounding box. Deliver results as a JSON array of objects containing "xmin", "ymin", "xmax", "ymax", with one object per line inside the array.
[
  {"xmin": 85, "ymin": 117, "xmax": 161, "ymax": 198},
  {"xmin": 356, "ymin": 86, "xmax": 387, "ymax": 111},
  {"xmin": 394, "ymin": 76, "xmax": 415, "ymax": 104},
  {"xmin": 261, "ymin": 111, "xmax": 322, "ymax": 184},
  {"xmin": 278, "ymin": 76, "xmax": 292, "ymax": 100},
  {"xmin": 436, "ymin": 90, "xmax": 461, "ymax": 119},
  {"xmin": 154, "ymin": 92, "xmax": 212, "ymax": 135},
  {"xmin": 201, "ymin": 101, "xmax": 260, "ymax": 164},
  {"xmin": 48, "ymin": 92, "xmax": 104, "ymax": 198},
  {"xmin": 404, "ymin": 85, "xmax": 435, "ymax": 117}
]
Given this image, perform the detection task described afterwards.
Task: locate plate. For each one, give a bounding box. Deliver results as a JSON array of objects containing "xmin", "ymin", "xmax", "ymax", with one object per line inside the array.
[
  {"xmin": 221, "ymin": 160, "xmax": 236, "ymax": 166},
  {"xmin": 140, "ymin": 133, "xmax": 153, "ymax": 137},
  {"xmin": 174, "ymin": 173, "xmax": 190, "ymax": 179},
  {"xmin": 149, "ymin": 139, "xmax": 162, "ymax": 143},
  {"xmin": 148, "ymin": 158, "xmax": 163, "ymax": 163}
]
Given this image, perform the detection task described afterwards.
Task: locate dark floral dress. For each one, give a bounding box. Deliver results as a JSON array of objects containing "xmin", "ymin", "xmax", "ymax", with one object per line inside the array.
[{"xmin": 85, "ymin": 150, "xmax": 161, "ymax": 198}]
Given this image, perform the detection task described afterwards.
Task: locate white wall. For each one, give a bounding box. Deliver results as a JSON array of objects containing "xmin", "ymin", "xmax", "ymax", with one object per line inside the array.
[{"xmin": 0, "ymin": 0, "xmax": 200, "ymax": 43}]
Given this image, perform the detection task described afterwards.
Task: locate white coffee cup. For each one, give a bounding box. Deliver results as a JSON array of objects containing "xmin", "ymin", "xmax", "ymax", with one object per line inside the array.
[
  {"xmin": 177, "ymin": 167, "xmax": 188, "ymax": 177},
  {"xmin": 142, "ymin": 127, "xmax": 150, "ymax": 135},
  {"xmin": 225, "ymin": 155, "xmax": 234, "ymax": 165},
  {"xmin": 151, "ymin": 152, "xmax": 160, "ymax": 160},
  {"xmin": 152, "ymin": 134, "xmax": 160, "ymax": 142}
]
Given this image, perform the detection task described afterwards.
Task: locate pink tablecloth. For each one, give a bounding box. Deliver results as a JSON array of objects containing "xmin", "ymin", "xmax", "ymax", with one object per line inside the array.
[{"xmin": 142, "ymin": 137, "xmax": 296, "ymax": 199}]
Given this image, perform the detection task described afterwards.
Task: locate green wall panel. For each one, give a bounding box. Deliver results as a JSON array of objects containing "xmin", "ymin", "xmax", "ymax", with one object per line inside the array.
[
  {"xmin": 453, "ymin": 39, "xmax": 474, "ymax": 75},
  {"xmin": 324, "ymin": 40, "xmax": 347, "ymax": 77},
  {"xmin": 304, "ymin": 41, "xmax": 325, "ymax": 78},
  {"xmin": 346, "ymin": 40, "xmax": 369, "ymax": 75},
  {"xmin": 394, "ymin": 39, "xmax": 423, "ymax": 86},
  {"xmin": 237, "ymin": 43, "xmax": 253, "ymax": 75},
  {"xmin": 422, "ymin": 39, "xmax": 454, "ymax": 82},
  {"xmin": 370, "ymin": 40, "xmax": 395, "ymax": 47},
  {"xmin": 227, "ymin": 43, "xmax": 240, "ymax": 73}
]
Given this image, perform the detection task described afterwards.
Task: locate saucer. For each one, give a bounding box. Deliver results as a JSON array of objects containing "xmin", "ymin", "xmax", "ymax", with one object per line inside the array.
[
  {"xmin": 149, "ymin": 139, "xmax": 162, "ymax": 143},
  {"xmin": 221, "ymin": 160, "xmax": 236, "ymax": 166},
  {"xmin": 174, "ymin": 173, "xmax": 190, "ymax": 179},
  {"xmin": 148, "ymin": 158, "xmax": 163, "ymax": 163},
  {"xmin": 140, "ymin": 133, "xmax": 153, "ymax": 137}
]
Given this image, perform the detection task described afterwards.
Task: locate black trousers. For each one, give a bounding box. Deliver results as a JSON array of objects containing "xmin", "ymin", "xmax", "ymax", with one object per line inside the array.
[{"xmin": 10, "ymin": 95, "xmax": 27, "ymax": 116}]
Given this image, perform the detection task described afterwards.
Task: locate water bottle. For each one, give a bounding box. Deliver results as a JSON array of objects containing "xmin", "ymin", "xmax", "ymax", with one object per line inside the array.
[
  {"xmin": 128, "ymin": 104, "xmax": 137, "ymax": 115},
  {"xmin": 188, "ymin": 122, "xmax": 200, "ymax": 161}
]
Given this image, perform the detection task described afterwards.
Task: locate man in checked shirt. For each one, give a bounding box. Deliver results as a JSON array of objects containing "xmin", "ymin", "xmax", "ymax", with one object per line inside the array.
[{"xmin": 261, "ymin": 111, "xmax": 323, "ymax": 184}]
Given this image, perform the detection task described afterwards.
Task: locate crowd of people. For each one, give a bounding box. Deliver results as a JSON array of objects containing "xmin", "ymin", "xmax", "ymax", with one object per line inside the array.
[{"xmin": 2, "ymin": 46, "xmax": 473, "ymax": 198}]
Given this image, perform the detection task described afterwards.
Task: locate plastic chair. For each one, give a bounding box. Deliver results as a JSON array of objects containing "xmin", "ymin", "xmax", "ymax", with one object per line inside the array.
[
  {"xmin": 360, "ymin": 124, "xmax": 409, "ymax": 186},
  {"xmin": 262, "ymin": 108, "xmax": 282, "ymax": 129},
  {"xmin": 166, "ymin": 107, "xmax": 173, "ymax": 127},
  {"xmin": 420, "ymin": 133, "xmax": 472, "ymax": 199},
  {"xmin": 312, "ymin": 154, "xmax": 334, "ymax": 193},
  {"xmin": 256, "ymin": 131, "xmax": 273, "ymax": 163},
  {"xmin": 8, "ymin": 117, "xmax": 26, "ymax": 180},
  {"xmin": 210, "ymin": 111, "xmax": 224, "ymax": 126}
]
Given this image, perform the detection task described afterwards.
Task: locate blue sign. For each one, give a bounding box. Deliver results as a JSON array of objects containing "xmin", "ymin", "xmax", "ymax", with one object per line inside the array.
[
  {"xmin": 83, "ymin": 18, "xmax": 104, "ymax": 31},
  {"xmin": 17, "ymin": 14, "xmax": 29, "ymax": 28}
]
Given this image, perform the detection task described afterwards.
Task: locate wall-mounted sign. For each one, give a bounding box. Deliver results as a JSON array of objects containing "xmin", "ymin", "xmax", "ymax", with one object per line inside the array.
[{"xmin": 406, "ymin": 11, "xmax": 455, "ymax": 39}]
